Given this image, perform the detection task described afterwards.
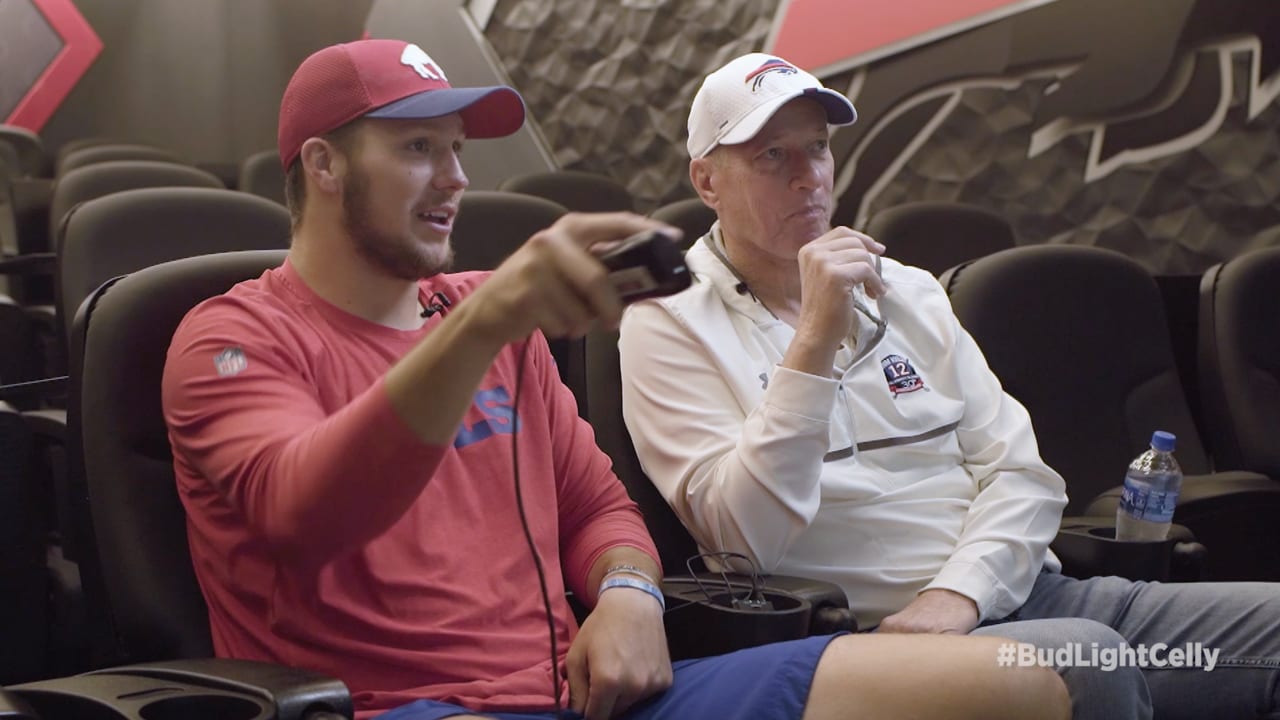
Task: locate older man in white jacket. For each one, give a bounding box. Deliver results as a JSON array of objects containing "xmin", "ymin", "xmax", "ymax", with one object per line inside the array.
[{"xmin": 620, "ymin": 52, "xmax": 1280, "ymax": 720}]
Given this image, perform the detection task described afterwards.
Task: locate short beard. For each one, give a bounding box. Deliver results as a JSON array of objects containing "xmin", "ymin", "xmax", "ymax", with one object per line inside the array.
[{"xmin": 341, "ymin": 164, "xmax": 453, "ymax": 281}]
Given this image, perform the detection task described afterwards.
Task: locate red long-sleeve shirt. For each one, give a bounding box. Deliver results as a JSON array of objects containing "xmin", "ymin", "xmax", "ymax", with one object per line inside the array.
[{"xmin": 162, "ymin": 260, "xmax": 657, "ymax": 717}]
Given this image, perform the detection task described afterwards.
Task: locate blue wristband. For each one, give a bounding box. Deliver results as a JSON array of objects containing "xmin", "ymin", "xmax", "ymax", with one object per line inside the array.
[
  {"xmin": 598, "ymin": 576, "xmax": 666, "ymax": 611},
  {"xmin": 602, "ymin": 564, "xmax": 659, "ymax": 586}
]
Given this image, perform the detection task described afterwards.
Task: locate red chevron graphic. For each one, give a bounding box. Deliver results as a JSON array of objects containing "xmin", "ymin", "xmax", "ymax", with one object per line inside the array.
[
  {"xmin": 5, "ymin": 0, "xmax": 103, "ymax": 131},
  {"xmin": 768, "ymin": 0, "xmax": 1053, "ymax": 73}
]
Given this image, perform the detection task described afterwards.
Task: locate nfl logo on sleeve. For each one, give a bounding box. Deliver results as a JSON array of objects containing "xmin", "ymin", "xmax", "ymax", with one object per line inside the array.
[{"xmin": 213, "ymin": 347, "xmax": 248, "ymax": 377}]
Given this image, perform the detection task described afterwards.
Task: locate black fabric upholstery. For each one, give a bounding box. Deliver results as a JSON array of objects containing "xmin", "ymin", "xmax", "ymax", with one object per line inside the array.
[
  {"xmin": 49, "ymin": 162, "xmax": 224, "ymax": 257},
  {"xmin": 451, "ymin": 190, "xmax": 567, "ymax": 273},
  {"xmin": 57, "ymin": 187, "xmax": 291, "ymax": 349},
  {"xmin": 0, "ymin": 126, "xmax": 47, "ymax": 178},
  {"xmin": 238, "ymin": 149, "xmax": 286, "ymax": 206},
  {"xmin": 52, "ymin": 138, "xmax": 120, "ymax": 174},
  {"xmin": 0, "ymin": 299, "xmax": 42, "ymax": 389},
  {"xmin": 0, "ymin": 154, "xmax": 21, "ymax": 259},
  {"xmin": 4, "ymin": 191, "xmax": 292, "ymax": 673},
  {"xmin": 20, "ymin": 162, "xmax": 223, "ymax": 312},
  {"xmin": 56, "ymin": 144, "xmax": 181, "ymax": 176},
  {"xmin": 1, "ymin": 169, "xmax": 54, "ymax": 306},
  {"xmin": 448, "ymin": 191, "xmax": 589, "ymax": 413},
  {"xmin": 866, "ymin": 201, "xmax": 1016, "ymax": 277},
  {"xmin": 1155, "ymin": 274, "xmax": 1206, "ymax": 439},
  {"xmin": 71, "ymin": 250, "xmax": 288, "ymax": 664},
  {"xmin": 10, "ymin": 176, "xmax": 53, "ymax": 258},
  {"xmin": 552, "ymin": 333, "xmax": 588, "ymax": 419},
  {"xmin": 1199, "ymin": 246, "xmax": 1280, "ymax": 479},
  {"xmin": 499, "ymin": 170, "xmax": 634, "ymax": 214},
  {"xmin": 944, "ymin": 244, "xmax": 1280, "ymax": 580},
  {"xmin": 649, "ymin": 197, "xmax": 716, "ymax": 250},
  {"xmin": 584, "ymin": 329, "xmax": 701, "ymax": 572},
  {"xmin": 0, "ymin": 404, "xmax": 48, "ymax": 684},
  {"xmin": 944, "ymin": 245, "xmax": 1210, "ymax": 504}
]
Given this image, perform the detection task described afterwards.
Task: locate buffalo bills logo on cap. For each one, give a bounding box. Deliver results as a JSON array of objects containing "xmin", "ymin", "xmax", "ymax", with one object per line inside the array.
[
  {"xmin": 213, "ymin": 347, "xmax": 248, "ymax": 377},
  {"xmin": 744, "ymin": 58, "xmax": 798, "ymax": 92},
  {"xmin": 881, "ymin": 354, "xmax": 925, "ymax": 397},
  {"xmin": 400, "ymin": 44, "xmax": 446, "ymax": 81}
]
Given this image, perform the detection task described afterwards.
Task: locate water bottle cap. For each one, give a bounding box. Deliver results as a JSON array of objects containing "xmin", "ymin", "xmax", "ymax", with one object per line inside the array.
[{"xmin": 1151, "ymin": 430, "xmax": 1176, "ymax": 452}]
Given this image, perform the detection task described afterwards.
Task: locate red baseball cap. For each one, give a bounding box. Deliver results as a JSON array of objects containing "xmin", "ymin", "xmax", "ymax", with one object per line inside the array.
[{"xmin": 277, "ymin": 39, "xmax": 526, "ymax": 168}]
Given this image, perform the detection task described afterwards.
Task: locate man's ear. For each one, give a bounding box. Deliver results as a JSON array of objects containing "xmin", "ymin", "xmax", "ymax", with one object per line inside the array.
[
  {"xmin": 689, "ymin": 156, "xmax": 718, "ymax": 210},
  {"xmin": 299, "ymin": 137, "xmax": 344, "ymax": 196}
]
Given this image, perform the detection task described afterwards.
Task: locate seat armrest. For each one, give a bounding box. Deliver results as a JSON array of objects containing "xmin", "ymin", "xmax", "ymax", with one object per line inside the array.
[
  {"xmin": 18, "ymin": 408, "xmax": 77, "ymax": 563},
  {"xmin": 19, "ymin": 408, "xmax": 65, "ymax": 443},
  {"xmin": 10, "ymin": 179, "xmax": 52, "ymax": 258},
  {"xmin": 752, "ymin": 574, "xmax": 854, "ymax": 634},
  {"xmin": 1086, "ymin": 471, "xmax": 1280, "ymax": 516},
  {"xmin": 1085, "ymin": 471, "xmax": 1280, "ymax": 581},
  {"xmin": 666, "ymin": 572, "xmax": 853, "ymax": 630},
  {"xmin": 660, "ymin": 572, "xmax": 853, "ymax": 660},
  {"xmin": 0, "ymin": 690, "xmax": 39, "ymax": 720},
  {"xmin": 0, "ymin": 378, "xmax": 66, "ymax": 406},
  {"xmin": 11, "ymin": 179, "xmax": 53, "ymax": 217},
  {"xmin": 0, "ymin": 253, "xmax": 54, "ymax": 277},
  {"xmin": 9, "ymin": 658, "xmax": 352, "ymax": 720}
]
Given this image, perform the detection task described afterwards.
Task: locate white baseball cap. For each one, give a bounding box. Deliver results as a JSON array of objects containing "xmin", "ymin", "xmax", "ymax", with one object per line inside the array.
[{"xmin": 686, "ymin": 53, "xmax": 857, "ymax": 159}]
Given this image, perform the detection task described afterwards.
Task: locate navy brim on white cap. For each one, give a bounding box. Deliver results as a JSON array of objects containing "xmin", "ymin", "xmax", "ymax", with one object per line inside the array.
[{"xmin": 687, "ymin": 53, "xmax": 857, "ymax": 159}]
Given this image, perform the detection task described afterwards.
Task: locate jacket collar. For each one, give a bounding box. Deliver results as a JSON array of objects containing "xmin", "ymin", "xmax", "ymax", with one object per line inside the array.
[
  {"xmin": 685, "ymin": 222, "xmax": 789, "ymax": 328},
  {"xmin": 685, "ymin": 222, "xmax": 888, "ymax": 364}
]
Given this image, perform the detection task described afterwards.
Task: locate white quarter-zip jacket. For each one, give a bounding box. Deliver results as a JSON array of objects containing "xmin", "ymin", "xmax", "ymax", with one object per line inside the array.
[{"xmin": 620, "ymin": 225, "xmax": 1066, "ymax": 627}]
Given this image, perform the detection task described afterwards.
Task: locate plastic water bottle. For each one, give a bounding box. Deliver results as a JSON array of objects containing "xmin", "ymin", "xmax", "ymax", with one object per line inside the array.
[{"xmin": 1115, "ymin": 431, "xmax": 1183, "ymax": 541}]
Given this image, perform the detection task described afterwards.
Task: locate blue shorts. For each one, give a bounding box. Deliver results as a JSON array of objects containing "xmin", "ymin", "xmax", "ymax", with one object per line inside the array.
[{"xmin": 375, "ymin": 633, "xmax": 842, "ymax": 720}]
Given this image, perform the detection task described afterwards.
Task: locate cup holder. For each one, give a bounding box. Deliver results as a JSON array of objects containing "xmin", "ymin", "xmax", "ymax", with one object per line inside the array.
[
  {"xmin": 662, "ymin": 583, "xmax": 812, "ymax": 661},
  {"xmin": 1052, "ymin": 519, "xmax": 1179, "ymax": 581},
  {"xmin": 1084, "ymin": 525, "xmax": 1171, "ymax": 543},
  {"xmin": 139, "ymin": 694, "xmax": 266, "ymax": 720},
  {"xmin": 697, "ymin": 590, "xmax": 807, "ymax": 615}
]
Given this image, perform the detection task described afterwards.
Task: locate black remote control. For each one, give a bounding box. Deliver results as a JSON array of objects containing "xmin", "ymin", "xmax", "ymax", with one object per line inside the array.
[{"xmin": 598, "ymin": 230, "xmax": 692, "ymax": 304}]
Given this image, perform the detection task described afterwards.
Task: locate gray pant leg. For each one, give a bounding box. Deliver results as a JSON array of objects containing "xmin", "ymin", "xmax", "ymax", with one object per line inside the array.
[
  {"xmin": 973, "ymin": 617, "xmax": 1152, "ymax": 720},
  {"xmin": 1017, "ymin": 573, "xmax": 1280, "ymax": 720}
]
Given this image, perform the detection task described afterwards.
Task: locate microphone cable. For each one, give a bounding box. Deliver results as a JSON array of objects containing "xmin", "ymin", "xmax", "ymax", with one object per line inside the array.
[
  {"xmin": 510, "ymin": 337, "xmax": 565, "ymax": 718},
  {"xmin": 421, "ymin": 292, "xmax": 561, "ymax": 713},
  {"xmin": 504, "ymin": 230, "xmax": 692, "ymax": 716}
]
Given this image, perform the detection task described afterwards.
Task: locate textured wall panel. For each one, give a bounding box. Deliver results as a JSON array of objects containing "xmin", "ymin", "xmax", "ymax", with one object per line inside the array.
[
  {"xmin": 486, "ymin": 0, "xmax": 780, "ymax": 212},
  {"xmin": 481, "ymin": 0, "xmax": 1280, "ymax": 272},
  {"xmin": 863, "ymin": 57, "xmax": 1280, "ymax": 273}
]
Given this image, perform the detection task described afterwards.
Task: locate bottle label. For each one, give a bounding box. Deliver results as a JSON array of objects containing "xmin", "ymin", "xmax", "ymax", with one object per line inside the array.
[{"xmin": 1119, "ymin": 480, "xmax": 1180, "ymax": 523}]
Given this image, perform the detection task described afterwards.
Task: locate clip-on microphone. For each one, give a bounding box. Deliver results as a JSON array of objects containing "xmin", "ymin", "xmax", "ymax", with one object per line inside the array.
[{"xmin": 420, "ymin": 291, "xmax": 452, "ymax": 318}]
